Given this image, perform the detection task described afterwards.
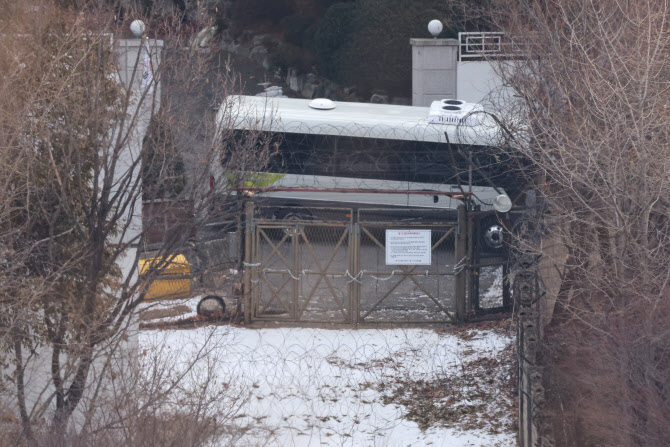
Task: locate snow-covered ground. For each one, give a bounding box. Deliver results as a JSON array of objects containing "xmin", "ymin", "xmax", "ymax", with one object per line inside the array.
[
  {"xmin": 480, "ymin": 266, "xmax": 505, "ymax": 309},
  {"xmin": 140, "ymin": 325, "xmax": 516, "ymax": 447}
]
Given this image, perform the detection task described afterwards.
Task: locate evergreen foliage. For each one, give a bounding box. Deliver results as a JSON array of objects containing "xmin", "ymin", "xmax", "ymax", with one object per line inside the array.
[
  {"xmin": 312, "ymin": 2, "xmax": 357, "ymax": 80},
  {"xmin": 230, "ymin": 0, "xmax": 296, "ymax": 25},
  {"xmin": 270, "ymin": 42, "xmax": 316, "ymax": 73},
  {"xmin": 312, "ymin": 0, "xmax": 355, "ymax": 14},
  {"xmin": 281, "ymin": 14, "xmax": 317, "ymax": 48},
  {"xmin": 327, "ymin": 0, "xmax": 457, "ymax": 95}
]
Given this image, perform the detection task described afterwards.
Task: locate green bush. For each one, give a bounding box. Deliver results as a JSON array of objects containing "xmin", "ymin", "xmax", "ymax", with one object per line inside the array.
[
  {"xmin": 313, "ymin": 0, "xmax": 355, "ymax": 14},
  {"xmin": 142, "ymin": 116, "xmax": 186, "ymax": 200},
  {"xmin": 230, "ymin": 0, "xmax": 296, "ymax": 25},
  {"xmin": 281, "ymin": 14, "xmax": 316, "ymax": 47},
  {"xmin": 312, "ymin": 2, "xmax": 357, "ymax": 79},
  {"xmin": 270, "ymin": 43, "xmax": 316, "ymax": 73},
  {"xmin": 314, "ymin": 0, "xmax": 456, "ymax": 96}
]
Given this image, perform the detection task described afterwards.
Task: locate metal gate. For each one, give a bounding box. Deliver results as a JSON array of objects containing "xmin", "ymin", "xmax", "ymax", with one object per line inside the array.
[
  {"xmin": 355, "ymin": 208, "xmax": 463, "ymax": 323},
  {"xmin": 246, "ymin": 205, "xmax": 354, "ymax": 323},
  {"xmin": 244, "ymin": 203, "xmax": 472, "ymax": 324},
  {"xmin": 467, "ymin": 209, "xmax": 512, "ymax": 315}
]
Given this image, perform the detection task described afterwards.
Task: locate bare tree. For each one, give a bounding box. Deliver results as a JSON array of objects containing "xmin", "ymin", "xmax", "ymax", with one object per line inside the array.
[
  {"xmin": 0, "ymin": 1, "xmax": 273, "ymax": 444},
  {"xmin": 485, "ymin": 0, "xmax": 670, "ymax": 445}
]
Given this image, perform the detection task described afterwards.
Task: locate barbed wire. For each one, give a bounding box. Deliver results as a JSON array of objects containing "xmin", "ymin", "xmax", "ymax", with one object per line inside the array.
[{"xmin": 246, "ymin": 265, "xmax": 465, "ymax": 282}]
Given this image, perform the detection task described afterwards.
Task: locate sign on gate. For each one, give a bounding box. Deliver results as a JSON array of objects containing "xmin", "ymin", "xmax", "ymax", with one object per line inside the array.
[{"xmin": 385, "ymin": 229, "xmax": 432, "ymax": 265}]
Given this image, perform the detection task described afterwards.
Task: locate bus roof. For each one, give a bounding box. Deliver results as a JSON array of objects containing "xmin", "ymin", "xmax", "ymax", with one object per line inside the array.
[
  {"xmin": 243, "ymin": 173, "xmax": 501, "ymax": 210},
  {"xmin": 224, "ymin": 95, "xmax": 502, "ymax": 146}
]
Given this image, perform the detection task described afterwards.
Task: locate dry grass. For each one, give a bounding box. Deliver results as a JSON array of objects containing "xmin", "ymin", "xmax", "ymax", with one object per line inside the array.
[
  {"xmin": 139, "ymin": 305, "xmax": 192, "ymax": 321},
  {"xmin": 380, "ymin": 335, "xmax": 517, "ymax": 435}
]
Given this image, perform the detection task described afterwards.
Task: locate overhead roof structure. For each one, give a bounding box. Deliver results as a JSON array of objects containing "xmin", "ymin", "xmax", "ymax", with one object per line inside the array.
[{"xmin": 222, "ymin": 95, "xmax": 503, "ymax": 146}]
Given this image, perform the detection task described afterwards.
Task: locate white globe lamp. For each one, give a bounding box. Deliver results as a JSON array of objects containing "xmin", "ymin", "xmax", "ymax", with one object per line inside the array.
[
  {"xmin": 130, "ymin": 20, "xmax": 146, "ymax": 38},
  {"xmin": 428, "ymin": 19, "xmax": 443, "ymax": 38}
]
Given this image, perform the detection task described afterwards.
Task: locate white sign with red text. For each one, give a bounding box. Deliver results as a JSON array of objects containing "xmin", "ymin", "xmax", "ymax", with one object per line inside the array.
[{"xmin": 385, "ymin": 229, "xmax": 432, "ymax": 265}]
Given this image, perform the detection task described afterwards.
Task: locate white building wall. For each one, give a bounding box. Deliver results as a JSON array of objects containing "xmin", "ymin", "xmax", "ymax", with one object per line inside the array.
[
  {"xmin": 411, "ymin": 38, "xmax": 509, "ymax": 107},
  {"xmin": 456, "ymin": 60, "xmax": 504, "ymax": 105}
]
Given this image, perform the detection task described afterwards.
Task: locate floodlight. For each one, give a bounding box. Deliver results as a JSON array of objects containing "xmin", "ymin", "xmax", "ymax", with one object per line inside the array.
[{"xmin": 493, "ymin": 194, "xmax": 512, "ymax": 213}]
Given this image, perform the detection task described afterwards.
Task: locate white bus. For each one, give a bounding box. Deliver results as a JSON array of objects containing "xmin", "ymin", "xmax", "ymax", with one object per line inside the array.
[
  {"xmin": 218, "ymin": 96, "xmax": 517, "ymax": 251},
  {"xmin": 221, "ymin": 95, "xmax": 519, "ymax": 195}
]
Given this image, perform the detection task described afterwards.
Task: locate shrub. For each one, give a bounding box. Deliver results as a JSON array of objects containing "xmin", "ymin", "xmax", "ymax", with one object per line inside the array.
[
  {"xmin": 313, "ymin": 0, "xmax": 355, "ymax": 14},
  {"xmin": 142, "ymin": 115, "xmax": 186, "ymax": 200}
]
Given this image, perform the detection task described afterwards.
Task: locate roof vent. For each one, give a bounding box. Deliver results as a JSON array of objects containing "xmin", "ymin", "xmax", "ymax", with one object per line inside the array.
[
  {"xmin": 428, "ymin": 99, "xmax": 483, "ymax": 126},
  {"xmin": 309, "ymin": 98, "xmax": 336, "ymax": 110}
]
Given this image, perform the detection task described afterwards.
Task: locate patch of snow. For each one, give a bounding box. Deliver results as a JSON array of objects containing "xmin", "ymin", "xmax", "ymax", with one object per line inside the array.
[
  {"xmin": 480, "ymin": 267, "xmax": 504, "ymax": 308},
  {"xmin": 257, "ymin": 85, "xmax": 287, "ymax": 98},
  {"xmin": 140, "ymin": 326, "xmax": 516, "ymax": 446}
]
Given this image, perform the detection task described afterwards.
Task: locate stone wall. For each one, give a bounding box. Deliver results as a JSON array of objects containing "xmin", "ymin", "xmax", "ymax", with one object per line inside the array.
[{"xmin": 515, "ymin": 254, "xmax": 556, "ymax": 447}]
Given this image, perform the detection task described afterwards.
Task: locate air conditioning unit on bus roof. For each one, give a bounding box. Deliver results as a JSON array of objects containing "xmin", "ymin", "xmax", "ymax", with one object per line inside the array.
[{"xmin": 428, "ymin": 99, "xmax": 484, "ymax": 126}]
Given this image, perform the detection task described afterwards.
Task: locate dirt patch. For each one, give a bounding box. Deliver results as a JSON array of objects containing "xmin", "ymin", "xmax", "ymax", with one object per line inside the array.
[
  {"xmin": 380, "ymin": 338, "xmax": 517, "ymax": 435},
  {"xmin": 139, "ymin": 305, "xmax": 191, "ymax": 321},
  {"xmin": 448, "ymin": 318, "xmax": 514, "ymax": 340}
]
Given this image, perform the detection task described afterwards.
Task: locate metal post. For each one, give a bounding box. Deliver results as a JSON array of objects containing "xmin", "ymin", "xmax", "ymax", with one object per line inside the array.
[
  {"xmin": 454, "ymin": 205, "xmax": 467, "ymax": 323},
  {"xmin": 352, "ymin": 222, "xmax": 360, "ymax": 325},
  {"xmin": 292, "ymin": 222, "xmax": 299, "ymax": 320},
  {"xmin": 469, "ymin": 208, "xmax": 479, "ymax": 312},
  {"xmin": 503, "ymin": 260, "xmax": 512, "ymax": 308},
  {"xmin": 243, "ymin": 202, "xmax": 254, "ymax": 325}
]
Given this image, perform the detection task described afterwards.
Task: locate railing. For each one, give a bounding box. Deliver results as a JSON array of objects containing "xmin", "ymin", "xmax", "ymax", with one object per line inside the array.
[{"xmin": 458, "ymin": 32, "xmax": 516, "ymax": 60}]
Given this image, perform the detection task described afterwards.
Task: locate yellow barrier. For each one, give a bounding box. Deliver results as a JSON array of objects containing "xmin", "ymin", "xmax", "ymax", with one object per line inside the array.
[{"xmin": 139, "ymin": 254, "xmax": 191, "ymax": 301}]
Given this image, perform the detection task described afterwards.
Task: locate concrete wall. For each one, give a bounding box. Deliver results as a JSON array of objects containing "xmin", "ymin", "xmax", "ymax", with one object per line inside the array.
[
  {"xmin": 456, "ymin": 60, "xmax": 504, "ymax": 105},
  {"xmin": 114, "ymin": 38, "xmax": 163, "ymax": 352},
  {"xmin": 410, "ymin": 39, "xmax": 508, "ymax": 107},
  {"xmin": 410, "ymin": 38, "xmax": 458, "ymax": 106},
  {"xmin": 116, "ymin": 38, "xmax": 163, "ymax": 251}
]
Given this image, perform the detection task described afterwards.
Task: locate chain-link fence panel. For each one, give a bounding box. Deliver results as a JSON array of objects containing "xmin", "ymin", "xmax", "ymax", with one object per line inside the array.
[
  {"xmin": 295, "ymin": 223, "xmax": 351, "ymax": 323},
  {"xmin": 249, "ymin": 207, "xmax": 353, "ymax": 323},
  {"xmin": 247, "ymin": 205, "xmax": 473, "ymax": 324},
  {"xmin": 252, "ymin": 224, "xmax": 297, "ymax": 319},
  {"xmin": 356, "ymin": 208, "xmax": 460, "ymax": 323}
]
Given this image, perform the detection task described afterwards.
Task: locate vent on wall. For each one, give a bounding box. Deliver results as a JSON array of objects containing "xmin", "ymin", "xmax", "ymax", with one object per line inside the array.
[{"xmin": 428, "ymin": 99, "xmax": 484, "ymax": 126}]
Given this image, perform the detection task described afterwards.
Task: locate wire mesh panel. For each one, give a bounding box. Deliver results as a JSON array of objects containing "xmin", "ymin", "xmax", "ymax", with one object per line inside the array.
[
  {"xmin": 250, "ymin": 207, "xmax": 353, "ymax": 323},
  {"xmin": 295, "ymin": 223, "xmax": 351, "ymax": 322},
  {"xmin": 252, "ymin": 225, "xmax": 296, "ymax": 319},
  {"xmin": 248, "ymin": 205, "xmax": 474, "ymax": 324},
  {"xmin": 356, "ymin": 209, "xmax": 460, "ymax": 323}
]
